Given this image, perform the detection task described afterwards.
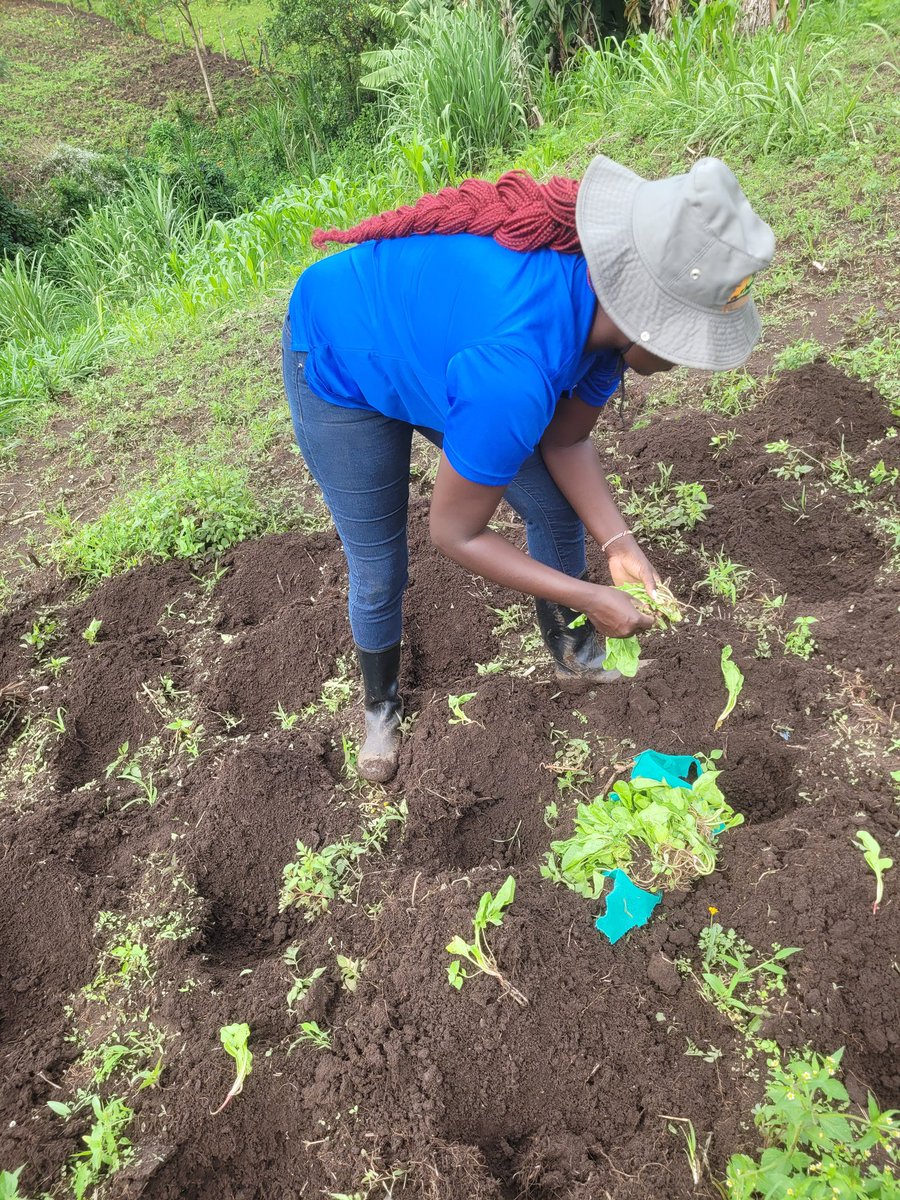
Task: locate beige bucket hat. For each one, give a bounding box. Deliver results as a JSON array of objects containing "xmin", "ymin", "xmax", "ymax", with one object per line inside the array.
[{"xmin": 575, "ymin": 155, "xmax": 776, "ymax": 371}]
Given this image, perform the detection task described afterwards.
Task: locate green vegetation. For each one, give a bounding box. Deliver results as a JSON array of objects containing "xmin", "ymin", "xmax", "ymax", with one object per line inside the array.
[
  {"xmin": 623, "ymin": 464, "xmax": 711, "ymax": 547},
  {"xmin": 696, "ymin": 923, "xmax": 799, "ymax": 1031},
  {"xmin": 853, "ymin": 829, "xmax": 893, "ymax": 914},
  {"xmin": 278, "ymin": 801, "xmax": 404, "ymax": 916},
  {"xmin": 211, "ymin": 1023, "xmax": 253, "ymax": 1115},
  {"xmin": 715, "ymin": 645, "xmax": 745, "ymax": 730},
  {"xmin": 446, "ymin": 875, "xmax": 527, "ymax": 1006},
  {"xmin": 48, "ymin": 459, "xmax": 280, "ymax": 583},
  {"xmin": 784, "ymin": 615, "xmax": 818, "ymax": 659},
  {"xmin": 448, "ymin": 692, "xmax": 477, "ymax": 724},
  {"xmin": 724, "ymin": 1049, "xmax": 900, "ymax": 1197},
  {"xmin": 543, "ymin": 768, "xmax": 742, "ymax": 895}
]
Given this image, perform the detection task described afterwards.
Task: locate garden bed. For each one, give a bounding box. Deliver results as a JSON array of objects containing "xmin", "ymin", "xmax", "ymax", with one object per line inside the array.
[{"xmin": 0, "ymin": 363, "xmax": 897, "ymax": 1198}]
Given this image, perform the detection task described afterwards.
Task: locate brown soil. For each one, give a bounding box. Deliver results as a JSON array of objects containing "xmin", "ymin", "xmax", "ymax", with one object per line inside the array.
[{"xmin": 1, "ymin": 363, "xmax": 898, "ymax": 1198}]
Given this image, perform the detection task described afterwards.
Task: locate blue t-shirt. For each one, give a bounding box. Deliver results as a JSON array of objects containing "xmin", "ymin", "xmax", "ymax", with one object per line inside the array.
[{"xmin": 288, "ymin": 233, "xmax": 622, "ymax": 486}]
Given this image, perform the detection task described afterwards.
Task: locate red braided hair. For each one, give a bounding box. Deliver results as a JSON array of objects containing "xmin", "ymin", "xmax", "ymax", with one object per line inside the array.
[{"xmin": 311, "ymin": 170, "xmax": 581, "ymax": 254}]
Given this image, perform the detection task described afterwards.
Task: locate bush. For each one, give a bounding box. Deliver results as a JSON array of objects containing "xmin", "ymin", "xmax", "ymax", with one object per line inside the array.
[
  {"xmin": 0, "ymin": 187, "xmax": 41, "ymax": 257},
  {"xmin": 48, "ymin": 460, "xmax": 278, "ymax": 583},
  {"xmin": 33, "ymin": 145, "xmax": 130, "ymax": 235},
  {"xmin": 268, "ymin": 0, "xmax": 387, "ymax": 135}
]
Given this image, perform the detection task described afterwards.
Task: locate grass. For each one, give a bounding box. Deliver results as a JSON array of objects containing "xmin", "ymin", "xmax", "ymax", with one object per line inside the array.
[{"xmin": 49, "ymin": 0, "xmax": 273, "ymax": 61}]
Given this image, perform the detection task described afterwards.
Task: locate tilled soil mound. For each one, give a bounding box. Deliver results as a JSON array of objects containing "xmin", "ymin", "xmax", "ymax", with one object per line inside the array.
[{"xmin": 1, "ymin": 363, "xmax": 898, "ymax": 1199}]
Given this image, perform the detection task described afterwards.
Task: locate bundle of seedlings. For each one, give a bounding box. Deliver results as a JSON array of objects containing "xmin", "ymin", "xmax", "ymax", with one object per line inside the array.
[
  {"xmin": 570, "ymin": 581, "xmax": 684, "ymax": 676},
  {"xmin": 543, "ymin": 766, "xmax": 742, "ymax": 896}
]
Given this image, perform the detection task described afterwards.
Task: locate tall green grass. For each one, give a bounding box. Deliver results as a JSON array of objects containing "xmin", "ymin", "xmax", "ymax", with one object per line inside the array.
[
  {"xmin": 361, "ymin": 3, "xmax": 529, "ymax": 173},
  {"xmin": 568, "ymin": 0, "xmax": 879, "ymax": 157}
]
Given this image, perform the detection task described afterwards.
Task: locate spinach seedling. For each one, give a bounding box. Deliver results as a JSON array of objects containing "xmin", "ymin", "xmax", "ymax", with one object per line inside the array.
[
  {"xmin": 446, "ymin": 875, "xmax": 527, "ymax": 1006},
  {"xmin": 448, "ymin": 693, "xmax": 476, "ymax": 724},
  {"xmin": 715, "ymin": 645, "xmax": 745, "ymax": 730},
  {"xmin": 569, "ymin": 582, "xmax": 683, "ymax": 679},
  {"xmin": 854, "ymin": 830, "xmax": 893, "ymax": 914},
  {"xmin": 210, "ymin": 1023, "xmax": 253, "ymax": 1115}
]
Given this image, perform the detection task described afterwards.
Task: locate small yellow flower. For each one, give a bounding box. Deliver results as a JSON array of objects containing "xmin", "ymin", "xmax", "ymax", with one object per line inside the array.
[
  {"xmin": 708, "ymin": 905, "xmax": 719, "ymax": 915},
  {"xmin": 787, "ymin": 1091, "xmax": 795, "ymax": 1100}
]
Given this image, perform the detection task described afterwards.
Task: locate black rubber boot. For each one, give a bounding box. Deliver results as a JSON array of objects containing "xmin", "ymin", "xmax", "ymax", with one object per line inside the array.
[
  {"xmin": 356, "ymin": 643, "xmax": 403, "ymax": 783},
  {"xmin": 534, "ymin": 595, "xmax": 621, "ymax": 687}
]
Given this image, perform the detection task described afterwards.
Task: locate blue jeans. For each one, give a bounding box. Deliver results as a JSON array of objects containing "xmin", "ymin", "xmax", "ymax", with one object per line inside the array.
[{"xmin": 282, "ymin": 319, "xmax": 585, "ymax": 651}]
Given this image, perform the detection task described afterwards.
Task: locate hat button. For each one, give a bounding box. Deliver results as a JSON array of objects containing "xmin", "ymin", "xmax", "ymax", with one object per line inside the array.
[{"xmin": 640, "ymin": 331, "xmax": 650, "ymax": 342}]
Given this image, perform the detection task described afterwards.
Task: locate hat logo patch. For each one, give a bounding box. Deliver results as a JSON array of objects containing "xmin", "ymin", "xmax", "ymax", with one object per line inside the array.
[{"xmin": 723, "ymin": 275, "xmax": 754, "ymax": 311}]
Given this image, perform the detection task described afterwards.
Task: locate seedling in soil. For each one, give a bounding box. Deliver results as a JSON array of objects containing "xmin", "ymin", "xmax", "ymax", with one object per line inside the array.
[
  {"xmin": 279, "ymin": 840, "xmax": 363, "ymax": 918},
  {"xmin": 20, "ymin": 617, "xmax": 57, "ymax": 657},
  {"xmin": 445, "ymin": 875, "xmax": 527, "ymax": 1006},
  {"xmin": 715, "ymin": 645, "xmax": 745, "ymax": 730},
  {"xmin": 709, "ymin": 429, "xmax": 741, "ymax": 458},
  {"xmin": 283, "ymin": 947, "xmax": 325, "ymax": 1009},
  {"xmin": 44, "ymin": 655, "xmax": 70, "ymax": 678},
  {"xmin": 546, "ymin": 730, "xmax": 592, "ymax": 795},
  {"xmin": 296, "ymin": 1021, "xmax": 331, "ymax": 1049},
  {"xmin": 46, "ymin": 707, "xmax": 67, "ymax": 734},
  {"xmin": 272, "ymin": 702, "xmax": 301, "ymax": 730},
  {"xmin": 697, "ymin": 924, "xmax": 799, "ymax": 1031},
  {"xmin": 764, "ymin": 439, "xmax": 818, "ymax": 481},
  {"xmin": 853, "ymin": 829, "xmax": 893, "ymax": 914},
  {"xmin": 544, "ymin": 769, "xmax": 742, "ymax": 896},
  {"xmin": 166, "ymin": 717, "xmax": 203, "ymax": 758},
  {"xmin": 210, "ymin": 1023, "xmax": 252, "ymax": 1115},
  {"xmin": 543, "ymin": 800, "xmax": 559, "ymax": 829},
  {"xmin": 117, "ymin": 762, "xmax": 158, "ymax": 809},
  {"xmin": 490, "ymin": 603, "xmax": 530, "ymax": 636},
  {"xmin": 320, "ymin": 657, "xmax": 354, "ymax": 715},
  {"xmin": 784, "ymin": 615, "xmax": 817, "ymax": 659},
  {"xmin": 698, "ymin": 551, "xmax": 752, "ymax": 605},
  {"xmin": 68, "ymin": 1094, "xmax": 133, "ymax": 1200},
  {"xmin": 724, "ymin": 1048, "xmax": 900, "ymax": 1198},
  {"xmin": 336, "ymin": 954, "xmax": 364, "ymax": 992},
  {"xmin": 82, "ymin": 618, "xmax": 103, "ymax": 644},
  {"xmin": 623, "ymin": 463, "xmax": 711, "ymax": 545},
  {"xmin": 279, "ymin": 803, "xmax": 403, "ymax": 918},
  {"xmin": 660, "ymin": 1115, "xmax": 710, "ymax": 1186},
  {"xmin": 448, "ymin": 693, "xmax": 476, "ymax": 724}
]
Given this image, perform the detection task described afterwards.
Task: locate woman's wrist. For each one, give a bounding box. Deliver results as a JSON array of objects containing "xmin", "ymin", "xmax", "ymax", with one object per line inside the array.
[{"xmin": 601, "ymin": 528, "xmax": 634, "ymax": 555}]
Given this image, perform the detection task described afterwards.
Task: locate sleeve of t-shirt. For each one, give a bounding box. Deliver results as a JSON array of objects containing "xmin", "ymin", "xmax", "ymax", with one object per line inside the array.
[
  {"xmin": 444, "ymin": 345, "xmax": 557, "ymax": 487},
  {"xmin": 573, "ymin": 350, "xmax": 622, "ymax": 408}
]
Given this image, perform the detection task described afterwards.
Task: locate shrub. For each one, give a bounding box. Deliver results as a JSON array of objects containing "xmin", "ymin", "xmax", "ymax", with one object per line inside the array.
[{"xmin": 48, "ymin": 460, "xmax": 277, "ymax": 583}]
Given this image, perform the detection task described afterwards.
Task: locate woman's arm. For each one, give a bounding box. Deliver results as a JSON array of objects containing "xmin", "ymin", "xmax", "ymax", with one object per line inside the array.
[
  {"xmin": 429, "ymin": 455, "xmax": 653, "ymax": 638},
  {"xmin": 540, "ymin": 393, "xmax": 659, "ymax": 594}
]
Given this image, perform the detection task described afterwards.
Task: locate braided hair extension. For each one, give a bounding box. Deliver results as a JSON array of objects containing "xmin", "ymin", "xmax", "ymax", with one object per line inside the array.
[{"xmin": 311, "ymin": 170, "xmax": 581, "ymax": 254}]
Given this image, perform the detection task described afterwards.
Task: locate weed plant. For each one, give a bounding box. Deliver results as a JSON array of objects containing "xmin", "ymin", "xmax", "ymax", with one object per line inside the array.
[
  {"xmin": 696, "ymin": 923, "xmax": 799, "ymax": 1031},
  {"xmin": 724, "ymin": 1049, "xmax": 899, "ymax": 1197},
  {"xmin": 48, "ymin": 459, "xmax": 277, "ymax": 583}
]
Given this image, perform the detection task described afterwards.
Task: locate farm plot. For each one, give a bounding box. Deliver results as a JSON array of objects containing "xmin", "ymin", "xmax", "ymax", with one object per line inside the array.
[{"xmin": 0, "ymin": 362, "xmax": 898, "ymax": 1199}]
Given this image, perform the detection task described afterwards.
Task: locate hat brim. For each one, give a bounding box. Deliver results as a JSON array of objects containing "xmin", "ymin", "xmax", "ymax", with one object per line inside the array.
[{"xmin": 575, "ymin": 156, "xmax": 762, "ymax": 372}]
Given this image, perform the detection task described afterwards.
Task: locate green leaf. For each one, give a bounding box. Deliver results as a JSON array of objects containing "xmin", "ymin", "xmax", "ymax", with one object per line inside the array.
[
  {"xmin": 603, "ymin": 635, "xmax": 641, "ymax": 677},
  {"xmin": 47, "ymin": 1099, "xmax": 72, "ymax": 1118},
  {"xmin": 715, "ymin": 645, "xmax": 745, "ymax": 730}
]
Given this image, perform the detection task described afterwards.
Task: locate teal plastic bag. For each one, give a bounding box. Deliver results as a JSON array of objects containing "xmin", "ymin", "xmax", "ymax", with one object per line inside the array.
[
  {"xmin": 595, "ymin": 869, "xmax": 661, "ymax": 944},
  {"xmin": 631, "ymin": 749, "xmax": 701, "ymax": 788}
]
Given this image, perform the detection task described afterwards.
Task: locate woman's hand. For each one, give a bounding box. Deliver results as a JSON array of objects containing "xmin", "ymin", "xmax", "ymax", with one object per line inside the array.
[
  {"xmin": 606, "ymin": 536, "xmax": 660, "ymax": 597},
  {"xmin": 582, "ymin": 583, "xmax": 655, "ymax": 639}
]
